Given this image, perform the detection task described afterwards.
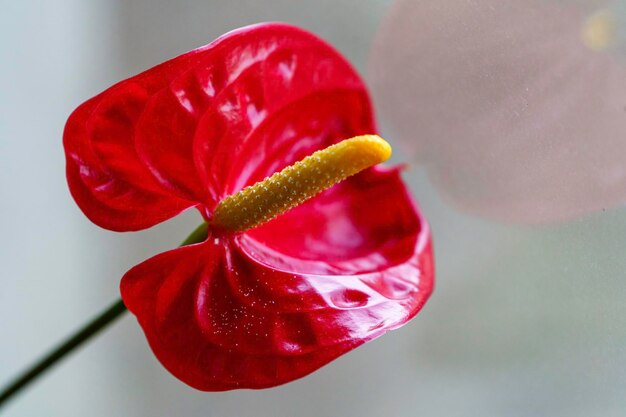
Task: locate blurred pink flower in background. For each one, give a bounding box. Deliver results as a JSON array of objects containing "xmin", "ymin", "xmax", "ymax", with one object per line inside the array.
[{"xmin": 369, "ymin": 0, "xmax": 626, "ymax": 224}]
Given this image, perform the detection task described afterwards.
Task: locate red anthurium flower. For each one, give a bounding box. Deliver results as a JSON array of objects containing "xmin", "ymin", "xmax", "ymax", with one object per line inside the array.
[{"xmin": 64, "ymin": 23, "xmax": 433, "ymax": 390}]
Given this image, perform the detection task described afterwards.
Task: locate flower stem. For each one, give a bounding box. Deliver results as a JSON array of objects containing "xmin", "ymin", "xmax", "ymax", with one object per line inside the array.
[
  {"xmin": 0, "ymin": 222, "xmax": 208, "ymax": 409},
  {"xmin": 0, "ymin": 299, "xmax": 127, "ymax": 408}
]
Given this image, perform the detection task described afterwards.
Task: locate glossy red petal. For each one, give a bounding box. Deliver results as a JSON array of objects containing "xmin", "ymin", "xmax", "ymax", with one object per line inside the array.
[
  {"xmin": 64, "ymin": 97, "xmax": 195, "ymax": 231},
  {"xmin": 189, "ymin": 32, "xmax": 373, "ymax": 198},
  {"xmin": 65, "ymin": 23, "xmax": 372, "ymax": 228},
  {"xmin": 63, "ymin": 48, "xmax": 206, "ymax": 230},
  {"xmin": 121, "ymin": 218, "xmax": 432, "ymax": 390},
  {"xmin": 135, "ymin": 24, "xmax": 355, "ymax": 203}
]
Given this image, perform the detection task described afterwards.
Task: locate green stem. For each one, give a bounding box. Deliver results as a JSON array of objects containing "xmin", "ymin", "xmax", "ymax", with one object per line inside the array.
[{"xmin": 0, "ymin": 222, "xmax": 208, "ymax": 409}]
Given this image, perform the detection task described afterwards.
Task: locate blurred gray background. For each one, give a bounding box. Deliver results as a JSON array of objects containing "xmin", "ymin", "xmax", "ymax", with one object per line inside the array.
[{"xmin": 1, "ymin": 0, "xmax": 625, "ymax": 416}]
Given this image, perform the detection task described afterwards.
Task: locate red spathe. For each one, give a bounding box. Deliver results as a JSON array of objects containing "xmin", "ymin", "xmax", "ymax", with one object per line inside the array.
[{"xmin": 64, "ymin": 23, "xmax": 433, "ymax": 390}]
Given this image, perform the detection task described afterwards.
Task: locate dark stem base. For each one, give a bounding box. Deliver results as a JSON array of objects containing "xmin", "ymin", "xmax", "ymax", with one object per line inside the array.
[
  {"xmin": 0, "ymin": 299, "xmax": 127, "ymax": 408},
  {"xmin": 0, "ymin": 222, "xmax": 208, "ymax": 409}
]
